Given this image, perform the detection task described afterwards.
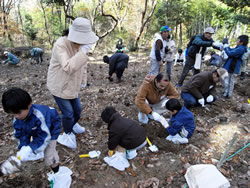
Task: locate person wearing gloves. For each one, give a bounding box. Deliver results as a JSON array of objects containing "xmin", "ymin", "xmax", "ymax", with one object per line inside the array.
[
  {"xmin": 149, "ymin": 25, "xmax": 171, "ymax": 75},
  {"xmin": 176, "ymin": 27, "xmax": 220, "ymax": 88},
  {"xmin": 135, "ymin": 72, "xmax": 179, "ymax": 127},
  {"xmin": 165, "ymin": 98, "xmax": 195, "ymax": 144},
  {"xmin": 30, "ymin": 47, "xmax": 43, "ymax": 64},
  {"xmin": 47, "ymin": 17, "xmax": 99, "ymax": 149},
  {"xmin": 103, "ymin": 53, "xmax": 129, "ymax": 83},
  {"xmin": 222, "ymin": 35, "xmax": 248, "ymax": 98},
  {"xmin": 101, "ymin": 106, "xmax": 147, "ymax": 160},
  {"xmin": 2, "ymin": 51, "xmax": 20, "ymax": 65},
  {"xmin": 1, "ymin": 88, "xmax": 66, "ymax": 178},
  {"xmin": 165, "ymin": 34, "xmax": 176, "ymax": 80},
  {"xmin": 181, "ymin": 68, "xmax": 228, "ymax": 108}
]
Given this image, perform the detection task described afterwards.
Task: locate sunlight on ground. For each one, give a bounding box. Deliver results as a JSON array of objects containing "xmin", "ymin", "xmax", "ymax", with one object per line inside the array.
[{"xmin": 209, "ymin": 122, "xmax": 241, "ymax": 154}]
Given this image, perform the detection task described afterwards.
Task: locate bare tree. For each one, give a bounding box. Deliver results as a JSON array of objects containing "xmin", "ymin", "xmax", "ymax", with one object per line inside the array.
[
  {"xmin": 111, "ymin": 0, "xmax": 131, "ymax": 31},
  {"xmin": 0, "ymin": 0, "xmax": 18, "ymax": 41},
  {"xmin": 40, "ymin": 1, "xmax": 54, "ymax": 46},
  {"xmin": 94, "ymin": 0, "xmax": 118, "ymax": 39},
  {"xmin": 134, "ymin": 0, "xmax": 157, "ymax": 49}
]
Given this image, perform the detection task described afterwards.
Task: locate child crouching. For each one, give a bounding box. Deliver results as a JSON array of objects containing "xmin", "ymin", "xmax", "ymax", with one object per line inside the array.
[
  {"xmin": 101, "ymin": 106, "xmax": 147, "ymax": 170},
  {"xmin": 165, "ymin": 98, "xmax": 195, "ymax": 144},
  {"xmin": 1, "ymin": 88, "xmax": 72, "ymax": 187}
]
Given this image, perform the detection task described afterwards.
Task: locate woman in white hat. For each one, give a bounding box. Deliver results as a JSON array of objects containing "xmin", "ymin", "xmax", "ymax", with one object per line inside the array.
[{"xmin": 47, "ymin": 17, "xmax": 99, "ymax": 149}]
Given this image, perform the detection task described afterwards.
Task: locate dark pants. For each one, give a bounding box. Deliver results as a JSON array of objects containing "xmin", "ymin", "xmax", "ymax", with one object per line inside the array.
[
  {"xmin": 178, "ymin": 55, "xmax": 200, "ymax": 85},
  {"xmin": 34, "ymin": 52, "xmax": 43, "ymax": 64},
  {"xmin": 181, "ymin": 92, "xmax": 217, "ymax": 108},
  {"xmin": 53, "ymin": 96, "xmax": 81, "ymax": 134},
  {"xmin": 115, "ymin": 62, "xmax": 126, "ymax": 79}
]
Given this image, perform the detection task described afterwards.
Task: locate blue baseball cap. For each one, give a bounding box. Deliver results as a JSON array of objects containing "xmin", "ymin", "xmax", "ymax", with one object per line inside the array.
[{"xmin": 160, "ymin": 26, "xmax": 171, "ymax": 32}]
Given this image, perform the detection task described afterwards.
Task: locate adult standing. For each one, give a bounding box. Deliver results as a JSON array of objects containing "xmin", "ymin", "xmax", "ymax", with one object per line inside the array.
[
  {"xmin": 149, "ymin": 26, "xmax": 171, "ymax": 75},
  {"xmin": 176, "ymin": 27, "xmax": 220, "ymax": 88},
  {"xmin": 165, "ymin": 34, "xmax": 176, "ymax": 80},
  {"xmin": 47, "ymin": 17, "xmax": 99, "ymax": 149}
]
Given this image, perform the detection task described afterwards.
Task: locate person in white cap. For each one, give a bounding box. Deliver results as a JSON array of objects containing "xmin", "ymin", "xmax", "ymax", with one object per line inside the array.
[
  {"xmin": 181, "ymin": 68, "xmax": 228, "ymax": 108},
  {"xmin": 47, "ymin": 17, "xmax": 99, "ymax": 149},
  {"xmin": 2, "ymin": 51, "xmax": 20, "ymax": 65},
  {"xmin": 176, "ymin": 27, "xmax": 220, "ymax": 88}
]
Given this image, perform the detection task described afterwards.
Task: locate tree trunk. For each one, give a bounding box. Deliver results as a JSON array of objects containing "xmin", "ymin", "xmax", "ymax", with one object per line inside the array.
[
  {"xmin": 40, "ymin": 2, "xmax": 53, "ymax": 46},
  {"xmin": 179, "ymin": 23, "xmax": 182, "ymax": 47},
  {"xmin": 134, "ymin": 0, "xmax": 157, "ymax": 49},
  {"xmin": 17, "ymin": 2, "xmax": 26, "ymax": 44}
]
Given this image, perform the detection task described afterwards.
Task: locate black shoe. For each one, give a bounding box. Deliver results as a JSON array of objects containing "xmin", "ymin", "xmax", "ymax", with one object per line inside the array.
[{"xmin": 240, "ymin": 72, "xmax": 245, "ymax": 80}]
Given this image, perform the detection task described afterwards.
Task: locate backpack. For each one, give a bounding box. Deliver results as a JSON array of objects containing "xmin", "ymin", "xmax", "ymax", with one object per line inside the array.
[{"xmin": 186, "ymin": 35, "xmax": 196, "ymax": 50}]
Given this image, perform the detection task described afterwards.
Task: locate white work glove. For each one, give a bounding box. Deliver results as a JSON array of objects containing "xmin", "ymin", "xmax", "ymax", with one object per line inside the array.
[
  {"xmin": 81, "ymin": 43, "xmax": 94, "ymax": 54},
  {"xmin": 206, "ymin": 95, "xmax": 214, "ymax": 103},
  {"xmin": 159, "ymin": 116, "xmax": 169, "ymax": 128},
  {"xmin": 16, "ymin": 146, "xmax": 33, "ymax": 161},
  {"xmin": 198, "ymin": 98, "xmax": 205, "ymax": 107},
  {"xmin": 1, "ymin": 156, "xmax": 21, "ymax": 175},
  {"xmin": 212, "ymin": 41, "xmax": 223, "ymax": 49},
  {"xmin": 223, "ymin": 44, "xmax": 229, "ymax": 49},
  {"xmin": 81, "ymin": 83, "xmax": 87, "ymax": 89},
  {"xmin": 151, "ymin": 111, "xmax": 161, "ymax": 121}
]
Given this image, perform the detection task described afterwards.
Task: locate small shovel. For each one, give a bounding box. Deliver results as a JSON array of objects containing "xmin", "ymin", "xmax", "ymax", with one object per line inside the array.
[
  {"xmin": 79, "ymin": 150, "xmax": 101, "ymax": 158},
  {"xmin": 146, "ymin": 137, "xmax": 159, "ymax": 153}
]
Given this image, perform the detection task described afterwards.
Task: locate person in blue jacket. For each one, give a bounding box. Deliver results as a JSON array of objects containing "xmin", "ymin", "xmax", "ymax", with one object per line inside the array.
[
  {"xmin": 2, "ymin": 51, "xmax": 19, "ymax": 65},
  {"xmin": 1, "ymin": 87, "xmax": 64, "ymax": 176},
  {"xmin": 31, "ymin": 47, "xmax": 43, "ymax": 64},
  {"xmin": 222, "ymin": 35, "xmax": 248, "ymax": 98},
  {"xmin": 103, "ymin": 53, "xmax": 129, "ymax": 83},
  {"xmin": 165, "ymin": 98, "xmax": 195, "ymax": 143}
]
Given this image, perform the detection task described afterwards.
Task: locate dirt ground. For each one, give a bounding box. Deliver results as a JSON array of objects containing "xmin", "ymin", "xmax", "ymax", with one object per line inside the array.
[{"xmin": 0, "ymin": 50, "xmax": 249, "ymax": 188}]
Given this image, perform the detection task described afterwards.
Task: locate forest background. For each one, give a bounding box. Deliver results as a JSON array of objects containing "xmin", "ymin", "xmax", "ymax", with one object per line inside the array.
[{"xmin": 0, "ymin": 0, "xmax": 249, "ymax": 53}]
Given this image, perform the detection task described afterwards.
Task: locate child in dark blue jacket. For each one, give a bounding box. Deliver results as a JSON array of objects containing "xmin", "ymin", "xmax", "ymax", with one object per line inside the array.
[
  {"xmin": 222, "ymin": 35, "xmax": 248, "ymax": 98},
  {"xmin": 165, "ymin": 98, "xmax": 195, "ymax": 144},
  {"xmin": 1, "ymin": 88, "xmax": 72, "ymax": 185}
]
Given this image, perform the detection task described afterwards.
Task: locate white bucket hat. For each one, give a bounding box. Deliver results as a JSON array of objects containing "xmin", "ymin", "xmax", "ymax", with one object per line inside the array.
[
  {"xmin": 4, "ymin": 51, "xmax": 8, "ymax": 55},
  {"xmin": 67, "ymin": 17, "xmax": 99, "ymax": 45}
]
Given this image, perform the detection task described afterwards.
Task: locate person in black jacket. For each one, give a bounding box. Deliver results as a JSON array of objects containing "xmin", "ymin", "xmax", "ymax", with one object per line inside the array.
[
  {"xmin": 176, "ymin": 27, "xmax": 221, "ymax": 88},
  {"xmin": 103, "ymin": 53, "xmax": 129, "ymax": 83},
  {"xmin": 101, "ymin": 106, "xmax": 147, "ymax": 160}
]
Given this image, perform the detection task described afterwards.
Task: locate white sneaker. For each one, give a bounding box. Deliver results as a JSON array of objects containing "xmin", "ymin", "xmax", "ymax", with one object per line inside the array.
[
  {"xmin": 73, "ymin": 123, "xmax": 85, "ymax": 134},
  {"xmin": 57, "ymin": 132, "xmax": 77, "ymax": 149},
  {"xmin": 172, "ymin": 134, "xmax": 189, "ymax": 144},
  {"xmin": 126, "ymin": 149, "xmax": 137, "ymax": 160},
  {"xmin": 138, "ymin": 112, "xmax": 149, "ymax": 124},
  {"xmin": 47, "ymin": 166, "xmax": 72, "ymax": 188}
]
